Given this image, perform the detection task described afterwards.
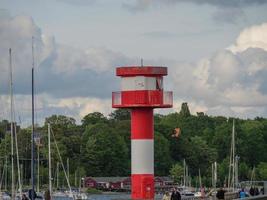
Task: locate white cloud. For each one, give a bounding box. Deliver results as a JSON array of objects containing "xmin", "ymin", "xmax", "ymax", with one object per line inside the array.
[
  {"xmin": 169, "ymin": 22, "xmax": 267, "ymax": 118},
  {"xmin": 0, "ymin": 14, "xmax": 129, "ymax": 125},
  {"xmin": 228, "ymin": 22, "xmax": 267, "ymax": 53},
  {"xmin": 0, "ymin": 93, "xmax": 112, "ymax": 127},
  {"xmin": 0, "ymin": 15, "xmax": 134, "ymax": 98},
  {"xmin": 55, "ymin": 97, "xmax": 112, "ymax": 118}
]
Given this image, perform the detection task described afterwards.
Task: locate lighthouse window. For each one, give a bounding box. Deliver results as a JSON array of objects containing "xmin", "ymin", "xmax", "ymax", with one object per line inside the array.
[
  {"xmin": 121, "ymin": 76, "xmax": 157, "ymax": 91},
  {"xmin": 135, "ymin": 76, "xmax": 146, "ymax": 89},
  {"xmin": 156, "ymin": 77, "xmax": 163, "ymax": 90}
]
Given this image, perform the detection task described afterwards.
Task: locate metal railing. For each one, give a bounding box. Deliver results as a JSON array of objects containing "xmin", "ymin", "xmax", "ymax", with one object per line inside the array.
[{"xmin": 112, "ymin": 91, "xmax": 173, "ymax": 107}]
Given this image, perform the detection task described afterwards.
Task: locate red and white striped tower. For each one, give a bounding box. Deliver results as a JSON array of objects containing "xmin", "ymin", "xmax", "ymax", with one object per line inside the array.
[{"xmin": 112, "ymin": 66, "xmax": 173, "ymax": 199}]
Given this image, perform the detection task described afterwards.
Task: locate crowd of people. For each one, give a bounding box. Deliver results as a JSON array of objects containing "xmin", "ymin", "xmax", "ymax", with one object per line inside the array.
[
  {"xmin": 217, "ymin": 186, "xmax": 265, "ymax": 199},
  {"xmin": 239, "ymin": 186, "xmax": 264, "ymax": 198},
  {"xmin": 21, "ymin": 189, "xmax": 51, "ymax": 200},
  {"xmin": 162, "ymin": 185, "xmax": 265, "ymax": 200}
]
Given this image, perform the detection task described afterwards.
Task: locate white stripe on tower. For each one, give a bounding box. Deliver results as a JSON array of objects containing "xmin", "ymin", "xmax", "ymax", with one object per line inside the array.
[{"xmin": 131, "ymin": 139, "xmax": 154, "ymax": 174}]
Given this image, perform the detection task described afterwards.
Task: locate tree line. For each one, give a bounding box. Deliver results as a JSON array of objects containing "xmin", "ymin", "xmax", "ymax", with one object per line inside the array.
[{"xmin": 0, "ymin": 103, "xmax": 267, "ymax": 189}]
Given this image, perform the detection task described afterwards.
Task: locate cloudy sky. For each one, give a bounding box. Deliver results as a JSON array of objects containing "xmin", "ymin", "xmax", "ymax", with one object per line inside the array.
[{"xmin": 1, "ymin": 0, "xmax": 267, "ymax": 126}]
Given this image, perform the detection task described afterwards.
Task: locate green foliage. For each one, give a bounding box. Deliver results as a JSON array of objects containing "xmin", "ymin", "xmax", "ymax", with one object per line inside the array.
[
  {"xmin": 0, "ymin": 120, "xmax": 8, "ymax": 139},
  {"xmin": 217, "ymin": 158, "xmax": 230, "ymax": 185},
  {"xmin": 257, "ymin": 162, "xmax": 267, "ymax": 180},
  {"xmin": 184, "ymin": 136, "xmax": 217, "ymax": 175},
  {"xmin": 180, "ymin": 102, "xmax": 191, "ymax": 117},
  {"xmin": 239, "ymin": 120, "xmax": 267, "ymax": 166},
  {"xmin": 0, "ymin": 133, "xmax": 10, "ymax": 154},
  {"xmin": 212, "ymin": 122, "xmax": 232, "ymax": 161},
  {"xmin": 109, "ymin": 108, "xmax": 130, "ymax": 121},
  {"xmin": 239, "ymin": 162, "xmax": 250, "ymax": 180},
  {"xmin": 155, "ymin": 132, "xmax": 172, "ymax": 175},
  {"xmin": 45, "ymin": 115, "xmax": 76, "ymax": 128},
  {"xmin": 82, "ymin": 112, "xmax": 107, "ymax": 127},
  {"xmin": 169, "ymin": 163, "xmax": 183, "ymax": 183},
  {"xmin": 81, "ymin": 123, "xmax": 129, "ymax": 176}
]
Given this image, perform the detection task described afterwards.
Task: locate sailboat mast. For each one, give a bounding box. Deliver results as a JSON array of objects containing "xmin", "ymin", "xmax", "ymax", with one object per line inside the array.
[
  {"xmin": 199, "ymin": 169, "xmax": 202, "ymax": 187},
  {"xmin": 48, "ymin": 123, "xmax": 52, "ymax": 195},
  {"xmin": 9, "ymin": 48, "xmax": 15, "ymax": 199},
  {"xmin": 183, "ymin": 159, "xmax": 185, "ymax": 187},
  {"xmin": 228, "ymin": 119, "xmax": 236, "ymax": 191},
  {"xmin": 37, "ymin": 145, "xmax": 40, "ymax": 193},
  {"xmin": 214, "ymin": 161, "xmax": 217, "ymax": 189},
  {"xmin": 212, "ymin": 163, "xmax": 214, "ymax": 188},
  {"xmin": 67, "ymin": 158, "xmax": 69, "ymax": 180},
  {"xmin": 5, "ymin": 156, "xmax": 7, "ymax": 191},
  {"xmin": 232, "ymin": 120, "xmax": 236, "ymax": 190},
  {"xmin": 31, "ymin": 36, "xmax": 36, "ymax": 199},
  {"xmin": 56, "ymin": 162, "xmax": 59, "ymax": 189},
  {"xmin": 186, "ymin": 165, "xmax": 189, "ymax": 187},
  {"xmin": 15, "ymin": 124, "xmax": 22, "ymax": 197}
]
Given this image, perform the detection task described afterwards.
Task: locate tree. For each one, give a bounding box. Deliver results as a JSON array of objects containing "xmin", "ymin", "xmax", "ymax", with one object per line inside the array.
[
  {"xmin": 169, "ymin": 163, "xmax": 183, "ymax": 183},
  {"xmin": 0, "ymin": 134, "xmax": 11, "ymax": 158},
  {"xmin": 82, "ymin": 112, "xmax": 107, "ymax": 127},
  {"xmin": 82, "ymin": 124, "xmax": 129, "ymax": 176},
  {"xmin": 239, "ymin": 120, "xmax": 266, "ymax": 166},
  {"xmin": 113, "ymin": 120, "xmax": 131, "ymax": 158},
  {"xmin": 239, "ymin": 162, "xmax": 249, "ymax": 181},
  {"xmin": 17, "ymin": 129, "xmax": 32, "ymax": 159},
  {"xmin": 212, "ymin": 122, "xmax": 232, "ymax": 161},
  {"xmin": 44, "ymin": 115, "xmax": 76, "ymax": 128},
  {"xmin": 154, "ymin": 132, "xmax": 172, "ymax": 175},
  {"xmin": 179, "ymin": 102, "xmax": 191, "ymax": 117},
  {"xmin": 184, "ymin": 136, "xmax": 217, "ymax": 175},
  {"xmin": 109, "ymin": 109, "xmax": 130, "ymax": 121},
  {"xmin": 0, "ymin": 120, "xmax": 8, "ymax": 139},
  {"xmin": 217, "ymin": 158, "xmax": 229, "ymax": 186},
  {"xmin": 257, "ymin": 162, "xmax": 267, "ymax": 180}
]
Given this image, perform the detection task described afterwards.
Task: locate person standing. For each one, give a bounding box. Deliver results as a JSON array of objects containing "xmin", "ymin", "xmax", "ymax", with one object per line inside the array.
[
  {"xmin": 28, "ymin": 189, "xmax": 37, "ymax": 200},
  {"xmin": 216, "ymin": 187, "xmax": 225, "ymax": 200},
  {"xmin": 171, "ymin": 188, "xmax": 181, "ymax": 200},
  {"xmin": 200, "ymin": 184, "xmax": 205, "ymax": 198},
  {"xmin": 250, "ymin": 187, "xmax": 255, "ymax": 196},
  {"xmin": 22, "ymin": 194, "xmax": 29, "ymax": 200},
  {"xmin": 162, "ymin": 191, "xmax": 171, "ymax": 200},
  {"xmin": 44, "ymin": 189, "xmax": 51, "ymax": 200},
  {"xmin": 239, "ymin": 188, "xmax": 246, "ymax": 199}
]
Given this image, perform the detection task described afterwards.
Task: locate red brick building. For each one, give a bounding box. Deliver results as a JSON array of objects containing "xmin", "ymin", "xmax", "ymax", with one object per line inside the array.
[{"xmin": 84, "ymin": 176, "xmax": 172, "ymax": 190}]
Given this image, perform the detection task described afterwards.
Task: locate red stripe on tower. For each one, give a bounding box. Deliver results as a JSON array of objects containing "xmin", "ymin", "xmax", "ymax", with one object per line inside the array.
[{"xmin": 131, "ymin": 109, "xmax": 153, "ymax": 139}]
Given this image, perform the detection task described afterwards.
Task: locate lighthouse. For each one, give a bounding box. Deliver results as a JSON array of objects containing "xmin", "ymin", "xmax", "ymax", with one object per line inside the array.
[{"xmin": 112, "ymin": 66, "xmax": 173, "ymax": 199}]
